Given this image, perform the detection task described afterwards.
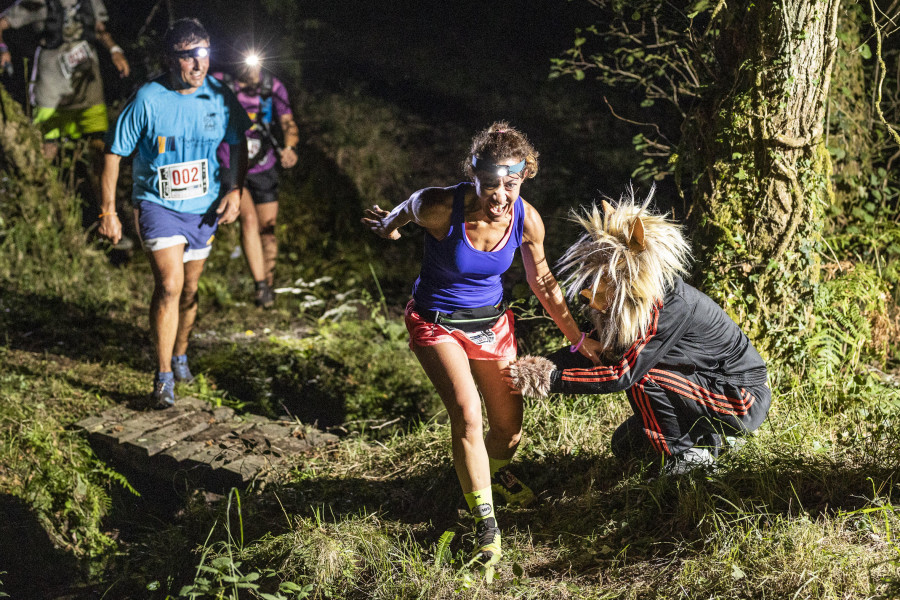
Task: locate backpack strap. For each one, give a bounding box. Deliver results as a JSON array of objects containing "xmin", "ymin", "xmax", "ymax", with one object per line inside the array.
[
  {"xmin": 41, "ymin": 0, "xmax": 96, "ymax": 49},
  {"xmin": 256, "ymin": 73, "xmax": 275, "ymax": 124},
  {"xmin": 258, "ymin": 71, "xmax": 274, "ymax": 98},
  {"xmin": 219, "ymin": 72, "xmax": 240, "ymax": 95},
  {"xmin": 79, "ymin": 1, "xmax": 96, "ymax": 44},
  {"xmin": 41, "ymin": 0, "xmax": 63, "ymax": 49}
]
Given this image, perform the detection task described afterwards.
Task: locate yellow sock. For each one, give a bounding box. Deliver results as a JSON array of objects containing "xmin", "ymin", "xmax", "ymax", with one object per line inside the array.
[
  {"xmin": 488, "ymin": 456, "xmax": 511, "ymax": 478},
  {"xmin": 464, "ymin": 486, "xmax": 495, "ymax": 524}
]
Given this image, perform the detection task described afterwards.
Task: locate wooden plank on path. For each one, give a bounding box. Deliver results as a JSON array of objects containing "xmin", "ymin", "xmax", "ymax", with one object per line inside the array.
[
  {"xmin": 76, "ymin": 396, "xmax": 340, "ymax": 491},
  {"xmin": 91, "ymin": 411, "xmax": 188, "ymax": 455},
  {"xmin": 123, "ymin": 414, "xmax": 214, "ymax": 458},
  {"xmin": 235, "ymin": 429, "xmax": 312, "ymax": 457},
  {"xmin": 219, "ymin": 454, "xmax": 272, "ymax": 486},
  {"xmin": 75, "ymin": 405, "xmax": 134, "ymax": 433},
  {"xmin": 159, "ymin": 439, "xmax": 215, "ymax": 466},
  {"xmin": 186, "ymin": 419, "xmax": 254, "ymax": 443},
  {"xmin": 181, "ymin": 441, "xmax": 242, "ymax": 468}
]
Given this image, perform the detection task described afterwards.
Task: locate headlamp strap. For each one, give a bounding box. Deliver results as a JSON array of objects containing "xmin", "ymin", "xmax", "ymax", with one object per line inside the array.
[
  {"xmin": 472, "ymin": 156, "xmax": 526, "ymax": 177},
  {"xmin": 171, "ymin": 46, "xmax": 210, "ymax": 60}
]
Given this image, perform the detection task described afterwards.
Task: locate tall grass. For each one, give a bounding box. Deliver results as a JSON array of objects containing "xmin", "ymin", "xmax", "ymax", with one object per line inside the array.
[
  {"xmin": 130, "ymin": 351, "xmax": 898, "ymax": 599},
  {"xmin": 2, "ymin": 65, "xmax": 900, "ymax": 600}
]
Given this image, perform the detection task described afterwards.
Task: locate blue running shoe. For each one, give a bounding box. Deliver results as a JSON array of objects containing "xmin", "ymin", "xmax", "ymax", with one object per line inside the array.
[
  {"xmin": 150, "ymin": 376, "xmax": 175, "ymax": 409},
  {"xmin": 171, "ymin": 354, "xmax": 194, "ymax": 383}
]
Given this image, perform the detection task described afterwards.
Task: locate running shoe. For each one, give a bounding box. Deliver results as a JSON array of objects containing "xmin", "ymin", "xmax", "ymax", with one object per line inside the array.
[
  {"xmin": 255, "ymin": 281, "xmax": 275, "ymax": 309},
  {"xmin": 466, "ymin": 519, "xmax": 502, "ymax": 581},
  {"xmin": 491, "ymin": 466, "xmax": 536, "ymax": 508},
  {"xmin": 150, "ymin": 377, "xmax": 175, "ymax": 409},
  {"xmin": 171, "ymin": 355, "xmax": 194, "ymax": 383},
  {"xmin": 663, "ymin": 446, "xmax": 716, "ymax": 476}
]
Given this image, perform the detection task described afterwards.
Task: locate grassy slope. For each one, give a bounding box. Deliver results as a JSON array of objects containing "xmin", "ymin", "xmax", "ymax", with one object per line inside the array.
[
  {"xmin": 2, "ymin": 90, "xmax": 900, "ymax": 600},
  {"xmin": 2, "ymin": 4, "xmax": 900, "ymax": 598}
]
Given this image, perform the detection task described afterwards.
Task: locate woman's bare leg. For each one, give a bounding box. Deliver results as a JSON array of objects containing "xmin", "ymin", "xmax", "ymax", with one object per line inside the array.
[{"xmin": 412, "ymin": 343, "xmax": 489, "ymax": 493}]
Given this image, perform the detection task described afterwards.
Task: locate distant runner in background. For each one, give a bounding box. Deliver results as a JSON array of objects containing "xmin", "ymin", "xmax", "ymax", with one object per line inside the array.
[
  {"xmin": 0, "ymin": 0, "xmax": 130, "ymax": 246},
  {"xmin": 214, "ymin": 52, "xmax": 299, "ymax": 308},
  {"xmin": 363, "ymin": 122, "xmax": 604, "ymax": 579},
  {"xmin": 98, "ymin": 18, "xmax": 250, "ymax": 409}
]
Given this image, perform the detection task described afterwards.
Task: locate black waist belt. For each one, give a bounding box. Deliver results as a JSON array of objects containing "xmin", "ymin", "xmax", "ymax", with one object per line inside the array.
[{"xmin": 420, "ymin": 301, "xmax": 508, "ymax": 333}]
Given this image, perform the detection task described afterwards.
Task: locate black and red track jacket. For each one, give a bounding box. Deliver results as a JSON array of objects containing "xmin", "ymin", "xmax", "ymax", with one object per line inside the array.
[{"xmin": 548, "ymin": 277, "xmax": 767, "ymax": 394}]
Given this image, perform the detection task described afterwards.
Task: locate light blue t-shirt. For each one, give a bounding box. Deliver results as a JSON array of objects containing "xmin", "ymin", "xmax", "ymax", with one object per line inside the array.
[{"xmin": 108, "ymin": 74, "xmax": 252, "ymax": 214}]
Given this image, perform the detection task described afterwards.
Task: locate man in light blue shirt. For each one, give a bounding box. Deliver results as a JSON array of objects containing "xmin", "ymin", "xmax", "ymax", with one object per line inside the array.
[{"xmin": 98, "ymin": 18, "xmax": 250, "ymax": 408}]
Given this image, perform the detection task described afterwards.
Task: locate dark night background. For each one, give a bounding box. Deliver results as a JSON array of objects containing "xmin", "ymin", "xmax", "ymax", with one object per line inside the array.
[
  {"xmin": 0, "ymin": 0, "xmax": 657, "ymax": 303},
  {"xmin": 0, "ymin": 0, "xmax": 643, "ymax": 207}
]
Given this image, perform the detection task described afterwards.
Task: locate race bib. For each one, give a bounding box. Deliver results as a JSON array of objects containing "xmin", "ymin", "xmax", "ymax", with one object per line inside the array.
[
  {"xmin": 463, "ymin": 329, "xmax": 497, "ymax": 346},
  {"xmin": 247, "ymin": 137, "xmax": 262, "ymax": 160},
  {"xmin": 58, "ymin": 41, "xmax": 91, "ymax": 80},
  {"xmin": 158, "ymin": 159, "xmax": 209, "ymax": 201}
]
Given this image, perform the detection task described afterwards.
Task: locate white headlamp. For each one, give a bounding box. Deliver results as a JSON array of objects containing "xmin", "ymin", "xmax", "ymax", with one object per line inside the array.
[{"xmin": 472, "ymin": 156, "xmax": 527, "ymax": 177}]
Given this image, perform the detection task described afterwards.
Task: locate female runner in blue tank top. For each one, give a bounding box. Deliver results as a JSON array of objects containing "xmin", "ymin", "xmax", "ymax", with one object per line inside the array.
[{"xmin": 363, "ymin": 122, "xmax": 603, "ymax": 574}]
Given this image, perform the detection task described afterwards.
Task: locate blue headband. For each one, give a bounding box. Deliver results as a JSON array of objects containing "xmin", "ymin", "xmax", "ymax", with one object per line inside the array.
[{"xmin": 472, "ymin": 156, "xmax": 526, "ymax": 177}]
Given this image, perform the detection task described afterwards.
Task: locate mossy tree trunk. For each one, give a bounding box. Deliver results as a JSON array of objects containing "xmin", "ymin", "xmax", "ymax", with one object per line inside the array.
[
  {"xmin": 554, "ymin": 0, "xmax": 845, "ymax": 358},
  {"xmin": 679, "ymin": 0, "xmax": 841, "ymax": 353}
]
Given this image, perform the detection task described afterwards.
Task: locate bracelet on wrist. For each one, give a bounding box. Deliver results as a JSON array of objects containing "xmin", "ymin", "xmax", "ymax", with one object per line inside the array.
[
  {"xmin": 98, "ymin": 212, "xmax": 117, "ymax": 219},
  {"xmin": 569, "ymin": 332, "xmax": 587, "ymax": 353},
  {"xmin": 109, "ymin": 45, "xmax": 124, "ymax": 55}
]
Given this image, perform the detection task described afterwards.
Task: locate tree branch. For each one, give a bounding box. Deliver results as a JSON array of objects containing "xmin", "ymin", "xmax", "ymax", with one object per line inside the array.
[
  {"xmin": 871, "ymin": 0, "xmax": 900, "ymax": 146},
  {"xmin": 602, "ymin": 96, "xmax": 674, "ymax": 148}
]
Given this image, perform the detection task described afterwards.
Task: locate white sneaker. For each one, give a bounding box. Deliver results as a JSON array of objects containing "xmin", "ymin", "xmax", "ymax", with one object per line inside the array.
[{"xmin": 664, "ymin": 447, "xmax": 715, "ymax": 476}]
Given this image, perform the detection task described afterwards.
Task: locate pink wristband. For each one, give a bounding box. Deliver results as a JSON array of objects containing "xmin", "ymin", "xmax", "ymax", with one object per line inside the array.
[{"xmin": 569, "ymin": 332, "xmax": 586, "ymax": 353}]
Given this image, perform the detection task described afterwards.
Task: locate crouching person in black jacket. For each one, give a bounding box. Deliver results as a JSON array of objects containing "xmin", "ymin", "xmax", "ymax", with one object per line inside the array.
[{"xmin": 503, "ymin": 187, "xmax": 771, "ymax": 475}]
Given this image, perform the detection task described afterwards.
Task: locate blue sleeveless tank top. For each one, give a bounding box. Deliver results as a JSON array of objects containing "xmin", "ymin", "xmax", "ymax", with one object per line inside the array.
[{"xmin": 412, "ymin": 182, "xmax": 525, "ymax": 313}]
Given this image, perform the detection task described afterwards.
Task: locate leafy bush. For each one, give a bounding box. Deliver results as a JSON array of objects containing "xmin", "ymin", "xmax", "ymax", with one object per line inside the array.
[
  {"xmin": 194, "ymin": 282, "xmax": 439, "ymax": 435},
  {"xmin": 0, "ymin": 371, "xmax": 134, "ymax": 559}
]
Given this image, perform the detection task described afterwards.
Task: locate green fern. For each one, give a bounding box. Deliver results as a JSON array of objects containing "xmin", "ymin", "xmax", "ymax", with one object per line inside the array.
[
  {"xmin": 92, "ymin": 464, "xmax": 140, "ymax": 497},
  {"xmin": 434, "ymin": 530, "xmax": 456, "ymax": 567},
  {"xmin": 806, "ymin": 264, "xmax": 891, "ymax": 385}
]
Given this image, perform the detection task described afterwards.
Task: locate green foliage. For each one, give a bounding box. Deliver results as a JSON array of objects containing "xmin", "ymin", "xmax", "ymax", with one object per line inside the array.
[
  {"xmin": 193, "ymin": 278, "xmax": 439, "ymax": 434},
  {"xmin": 0, "ymin": 375, "xmax": 129, "ymax": 558},
  {"xmin": 297, "ymin": 91, "xmax": 411, "ymax": 211},
  {"xmin": 175, "ymin": 490, "xmax": 313, "ymax": 600},
  {"xmin": 553, "ymin": 1, "xmax": 900, "ymax": 380},
  {"xmin": 433, "ymin": 530, "xmax": 456, "ymax": 567},
  {"xmin": 0, "ymin": 90, "xmax": 140, "ymax": 562},
  {"xmin": 804, "ymin": 265, "xmax": 894, "ymax": 390},
  {"xmin": 551, "ymin": 1, "xmax": 715, "ymax": 181},
  {"xmin": 0, "ymin": 88, "xmax": 135, "ymax": 309},
  {"xmin": 826, "ymin": 3, "xmax": 900, "ymax": 303}
]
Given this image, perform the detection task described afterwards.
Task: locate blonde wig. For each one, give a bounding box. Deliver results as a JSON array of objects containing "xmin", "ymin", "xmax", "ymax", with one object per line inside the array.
[{"xmin": 558, "ymin": 185, "xmax": 691, "ymax": 352}]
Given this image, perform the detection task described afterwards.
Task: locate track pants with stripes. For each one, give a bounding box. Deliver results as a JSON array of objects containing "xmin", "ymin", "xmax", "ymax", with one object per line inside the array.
[{"xmin": 612, "ymin": 368, "xmax": 770, "ymax": 459}]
